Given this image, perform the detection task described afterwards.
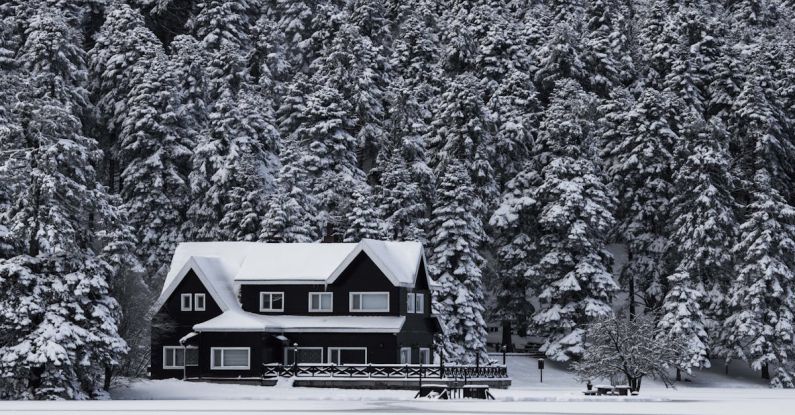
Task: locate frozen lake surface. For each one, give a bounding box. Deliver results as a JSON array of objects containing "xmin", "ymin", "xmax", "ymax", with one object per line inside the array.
[{"xmin": 1, "ymin": 356, "xmax": 790, "ymax": 414}]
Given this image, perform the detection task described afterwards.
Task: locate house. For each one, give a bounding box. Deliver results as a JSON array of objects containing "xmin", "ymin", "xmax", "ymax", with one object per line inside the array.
[{"xmin": 150, "ymin": 239, "xmax": 442, "ymax": 380}]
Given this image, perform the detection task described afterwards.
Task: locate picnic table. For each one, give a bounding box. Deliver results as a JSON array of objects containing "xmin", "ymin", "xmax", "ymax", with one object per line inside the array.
[
  {"xmin": 585, "ymin": 385, "xmax": 635, "ymax": 396},
  {"xmin": 416, "ymin": 384, "xmax": 448, "ymax": 399}
]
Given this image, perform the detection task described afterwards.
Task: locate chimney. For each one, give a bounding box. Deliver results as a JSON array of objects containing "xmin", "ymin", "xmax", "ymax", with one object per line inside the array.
[{"xmin": 322, "ymin": 223, "xmax": 338, "ymax": 243}]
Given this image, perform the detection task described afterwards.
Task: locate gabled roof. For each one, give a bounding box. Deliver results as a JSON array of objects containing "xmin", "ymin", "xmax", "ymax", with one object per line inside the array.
[
  {"xmin": 151, "ymin": 256, "xmax": 240, "ymax": 313},
  {"xmin": 193, "ymin": 310, "xmax": 406, "ymax": 333},
  {"xmin": 153, "ymin": 240, "xmax": 430, "ymax": 313}
]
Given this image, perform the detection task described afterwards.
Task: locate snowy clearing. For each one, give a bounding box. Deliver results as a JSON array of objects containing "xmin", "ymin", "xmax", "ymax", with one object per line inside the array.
[{"xmin": 1, "ymin": 356, "xmax": 790, "ymax": 414}]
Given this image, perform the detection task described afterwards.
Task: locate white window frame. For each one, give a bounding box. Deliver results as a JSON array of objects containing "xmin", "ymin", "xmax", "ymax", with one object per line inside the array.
[
  {"xmin": 399, "ymin": 347, "xmax": 412, "ymax": 364},
  {"xmin": 210, "ymin": 347, "xmax": 250, "ymax": 370},
  {"xmin": 419, "ymin": 348, "xmax": 431, "ymax": 365},
  {"xmin": 194, "ymin": 293, "xmax": 206, "ymax": 311},
  {"xmin": 328, "ymin": 347, "xmax": 368, "ymax": 365},
  {"xmin": 407, "ymin": 293, "xmax": 415, "ymax": 313},
  {"xmin": 180, "ymin": 293, "xmax": 192, "ymax": 311},
  {"xmin": 308, "ymin": 292, "xmax": 333, "ymax": 312},
  {"xmin": 284, "ymin": 347, "xmax": 325, "ymax": 365},
  {"xmin": 163, "ymin": 346, "xmax": 198, "ymax": 369},
  {"xmin": 349, "ymin": 292, "xmax": 390, "ymax": 313},
  {"xmin": 415, "ymin": 293, "xmax": 425, "ymax": 314},
  {"xmin": 259, "ymin": 291, "xmax": 285, "ymax": 312}
]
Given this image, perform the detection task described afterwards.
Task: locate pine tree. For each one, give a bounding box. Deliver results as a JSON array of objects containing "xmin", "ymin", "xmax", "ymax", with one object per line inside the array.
[
  {"xmin": 429, "ymin": 73, "xmax": 496, "ymax": 211},
  {"xmin": 581, "ymin": 0, "xmax": 628, "ymax": 97},
  {"xmin": 185, "ymin": 90, "xmax": 280, "ymax": 241},
  {"xmin": 117, "ymin": 57, "xmax": 192, "ymax": 282},
  {"xmin": 605, "ymin": 89, "xmax": 681, "ymax": 314},
  {"xmin": 344, "ymin": 188, "xmax": 387, "ymax": 242},
  {"xmin": 525, "ymin": 80, "xmax": 617, "ymax": 361},
  {"xmin": 260, "ymin": 142, "xmax": 320, "ymax": 243},
  {"xmin": 375, "ymin": 82, "xmax": 435, "ymax": 242},
  {"xmin": 288, "ymin": 80, "xmax": 364, "ymax": 221},
  {"xmin": 0, "ymin": 4, "xmax": 125, "ymax": 398},
  {"xmin": 533, "ymin": 23, "xmax": 586, "ymax": 99},
  {"xmin": 430, "ymin": 161, "xmax": 489, "ymax": 364},
  {"xmin": 722, "ymin": 177, "xmax": 795, "ymax": 387},
  {"xmin": 665, "ymin": 114, "xmax": 736, "ymax": 350}
]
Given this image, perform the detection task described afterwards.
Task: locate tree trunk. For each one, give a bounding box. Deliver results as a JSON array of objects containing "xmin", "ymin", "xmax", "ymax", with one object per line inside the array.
[
  {"xmin": 676, "ymin": 368, "xmax": 681, "ymax": 382},
  {"xmin": 628, "ymin": 274, "xmax": 636, "ymax": 319},
  {"xmin": 104, "ymin": 365, "xmax": 113, "ymax": 391},
  {"xmin": 762, "ymin": 363, "xmax": 770, "ymax": 380},
  {"xmin": 627, "ymin": 376, "xmax": 642, "ymax": 392}
]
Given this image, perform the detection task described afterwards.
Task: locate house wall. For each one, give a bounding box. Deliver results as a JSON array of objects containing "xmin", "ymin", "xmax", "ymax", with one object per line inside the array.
[
  {"xmin": 150, "ymin": 269, "xmax": 223, "ymax": 379},
  {"xmin": 239, "ymin": 253, "xmax": 401, "ymax": 316}
]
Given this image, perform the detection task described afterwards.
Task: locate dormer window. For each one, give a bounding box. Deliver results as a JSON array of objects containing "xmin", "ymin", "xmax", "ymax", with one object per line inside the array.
[
  {"xmin": 181, "ymin": 293, "xmax": 192, "ymax": 311},
  {"xmin": 260, "ymin": 292, "xmax": 284, "ymax": 312},
  {"xmin": 350, "ymin": 292, "xmax": 389, "ymax": 312}
]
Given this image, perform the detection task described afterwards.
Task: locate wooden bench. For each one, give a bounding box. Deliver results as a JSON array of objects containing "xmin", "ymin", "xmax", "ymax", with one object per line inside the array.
[
  {"xmin": 582, "ymin": 390, "xmax": 598, "ymax": 396},
  {"xmin": 462, "ymin": 385, "xmax": 494, "ymax": 400}
]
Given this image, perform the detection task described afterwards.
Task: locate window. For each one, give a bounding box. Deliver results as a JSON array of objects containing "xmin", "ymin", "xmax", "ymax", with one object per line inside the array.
[
  {"xmin": 194, "ymin": 293, "xmax": 206, "ymax": 311},
  {"xmin": 309, "ymin": 292, "xmax": 333, "ymax": 312},
  {"xmin": 407, "ymin": 293, "xmax": 415, "ymax": 313},
  {"xmin": 260, "ymin": 292, "xmax": 284, "ymax": 312},
  {"xmin": 415, "ymin": 293, "xmax": 425, "ymax": 314},
  {"xmin": 328, "ymin": 347, "xmax": 367, "ymax": 365},
  {"xmin": 163, "ymin": 346, "xmax": 198, "ymax": 369},
  {"xmin": 180, "ymin": 293, "xmax": 192, "ymax": 311},
  {"xmin": 400, "ymin": 347, "xmax": 412, "ymax": 364},
  {"xmin": 350, "ymin": 292, "xmax": 390, "ymax": 312},
  {"xmin": 284, "ymin": 347, "xmax": 324, "ymax": 365},
  {"xmin": 211, "ymin": 347, "xmax": 250, "ymax": 370},
  {"xmin": 419, "ymin": 348, "xmax": 431, "ymax": 365}
]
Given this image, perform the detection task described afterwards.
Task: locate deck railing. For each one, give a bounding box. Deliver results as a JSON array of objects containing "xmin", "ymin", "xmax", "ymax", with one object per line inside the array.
[{"xmin": 262, "ymin": 363, "xmax": 508, "ymax": 379}]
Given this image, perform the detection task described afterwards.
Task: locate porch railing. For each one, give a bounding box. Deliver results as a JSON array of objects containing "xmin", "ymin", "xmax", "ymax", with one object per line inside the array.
[{"xmin": 262, "ymin": 363, "xmax": 508, "ymax": 379}]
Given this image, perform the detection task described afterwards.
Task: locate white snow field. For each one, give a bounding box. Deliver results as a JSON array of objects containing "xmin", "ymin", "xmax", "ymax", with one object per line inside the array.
[{"xmin": 1, "ymin": 356, "xmax": 791, "ymax": 415}]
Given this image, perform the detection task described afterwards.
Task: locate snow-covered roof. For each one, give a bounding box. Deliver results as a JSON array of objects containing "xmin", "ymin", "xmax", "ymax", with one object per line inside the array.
[
  {"xmin": 193, "ymin": 310, "xmax": 406, "ymax": 333},
  {"xmin": 152, "ymin": 239, "xmax": 429, "ymax": 314},
  {"xmin": 152, "ymin": 256, "xmax": 240, "ymax": 313}
]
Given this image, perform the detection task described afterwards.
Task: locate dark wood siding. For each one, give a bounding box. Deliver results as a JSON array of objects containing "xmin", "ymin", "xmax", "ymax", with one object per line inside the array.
[
  {"xmin": 150, "ymin": 269, "xmax": 223, "ymax": 379},
  {"xmin": 240, "ymin": 253, "xmax": 400, "ymax": 316},
  {"xmin": 271, "ymin": 333, "xmax": 398, "ymax": 364}
]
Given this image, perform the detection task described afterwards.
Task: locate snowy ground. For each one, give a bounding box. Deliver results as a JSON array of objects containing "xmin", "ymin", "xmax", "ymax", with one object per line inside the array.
[{"xmin": 1, "ymin": 356, "xmax": 791, "ymax": 414}]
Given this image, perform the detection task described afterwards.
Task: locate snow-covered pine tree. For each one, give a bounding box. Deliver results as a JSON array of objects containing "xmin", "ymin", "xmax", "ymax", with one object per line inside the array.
[
  {"xmin": 390, "ymin": 0, "xmax": 441, "ymax": 115},
  {"xmin": 0, "ymin": 4, "xmax": 126, "ymax": 398},
  {"xmin": 287, "ymin": 78, "xmax": 364, "ymax": 222},
  {"xmin": 533, "ymin": 23, "xmax": 586, "ymax": 99},
  {"xmin": 487, "ymin": 69, "xmax": 540, "ymax": 187},
  {"xmin": 581, "ymin": 0, "xmax": 628, "ymax": 97},
  {"xmin": 662, "ymin": 114, "xmax": 736, "ymax": 365},
  {"xmin": 374, "ymin": 81, "xmax": 435, "ymax": 242},
  {"xmin": 167, "ymin": 34, "xmax": 208, "ymax": 145},
  {"xmin": 429, "ymin": 73, "xmax": 497, "ymax": 213},
  {"xmin": 343, "ymin": 187, "xmax": 387, "ymax": 242},
  {"xmin": 259, "ymin": 141, "xmax": 320, "ymax": 243},
  {"xmin": 430, "ymin": 161, "xmax": 489, "ymax": 364},
  {"xmin": 524, "ymin": 80, "xmax": 617, "ymax": 361},
  {"xmin": 88, "ymin": 3, "xmax": 164, "ymax": 189},
  {"xmin": 184, "ymin": 90, "xmax": 280, "ymax": 241},
  {"xmin": 721, "ymin": 174, "xmax": 795, "ymax": 387},
  {"xmin": 638, "ymin": 0, "xmax": 681, "ymax": 90},
  {"xmin": 309, "ymin": 17, "xmax": 390, "ymax": 173},
  {"xmin": 719, "ymin": 61, "xmax": 795, "ymax": 386},
  {"xmin": 605, "ymin": 88, "xmax": 681, "ymax": 315},
  {"xmin": 117, "ymin": 57, "xmax": 192, "ymax": 283},
  {"xmin": 188, "ymin": 0, "xmax": 256, "ymax": 101}
]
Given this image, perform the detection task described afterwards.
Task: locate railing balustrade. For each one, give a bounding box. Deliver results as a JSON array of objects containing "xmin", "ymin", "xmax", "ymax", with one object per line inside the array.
[{"xmin": 261, "ymin": 363, "xmax": 508, "ymax": 379}]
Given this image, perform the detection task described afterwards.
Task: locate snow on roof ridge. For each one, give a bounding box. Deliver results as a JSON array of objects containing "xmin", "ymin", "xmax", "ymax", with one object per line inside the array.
[{"xmin": 193, "ymin": 310, "xmax": 407, "ymax": 333}]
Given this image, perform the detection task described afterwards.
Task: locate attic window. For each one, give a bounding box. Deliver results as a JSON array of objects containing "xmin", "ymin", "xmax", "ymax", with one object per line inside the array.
[
  {"xmin": 181, "ymin": 294, "xmax": 192, "ymax": 311},
  {"xmin": 309, "ymin": 292, "xmax": 333, "ymax": 312},
  {"xmin": 260, "ymin": 292, "xmax": 284, "ymax": 312},
  {"xmin": 194, "ymin": 293, "xmax": 206, "ymax": 311}
]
